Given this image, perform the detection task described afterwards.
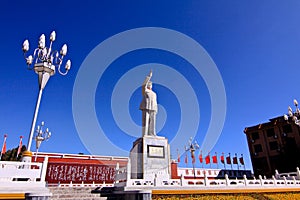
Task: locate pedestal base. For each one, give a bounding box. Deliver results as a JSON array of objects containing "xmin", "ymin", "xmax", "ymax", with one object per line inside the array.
[
  {"xmin": 130, "ymin": 136, "xmax": 170, "ymax": 180},
  {"xmin": 21, "ymin": 151, "xmax": 33, "ymax": 163}
]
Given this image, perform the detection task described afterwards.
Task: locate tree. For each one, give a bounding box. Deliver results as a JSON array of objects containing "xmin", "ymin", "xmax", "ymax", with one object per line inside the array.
[{"xmin": 1, "ymin": 145, "xmax": 26, "ymax": 161}]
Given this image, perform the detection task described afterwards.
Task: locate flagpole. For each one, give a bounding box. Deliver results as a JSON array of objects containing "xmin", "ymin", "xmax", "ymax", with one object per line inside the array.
[
  {"xmin": 235, "ymin": 153, "xmax": 239, "ymax": 171},
  {"xmin": 209, "ymin": 153, "xmax": 211, "ymax": 168},
  {"xmin": 242, "ymin": 153, "xmax": 246, "ymax": 170},
  {"xmin": 216, "ymin": 152, "xmax": 219, "ymax": 169},
  {"xmin": 0, "ymin": 134, "xmax": 7, "ymax": 161},
  {"xmin": 177, "ymin": 148, "xmax": 180, "ymax": 163},
  {"xmin": 229, "ymin": 153, "xmax": 233, "ymax": 170},
  {"xmin": 184, "ymin": 145, "xmax": 188, "ymax": 167},
  {"xmin": 205, "ymin": 154, "xmax": 209, "ymax": 168},
  {"xmin": 199, "ymin": 150, "xmax": 203, "ymax": 168},
  {"xmin": 222, "ymin": 152, "xmax": 226, "ymax": 170},
  {"xmin": 16, "ymin": 136, "xmax": 23, "ymax": 158}
]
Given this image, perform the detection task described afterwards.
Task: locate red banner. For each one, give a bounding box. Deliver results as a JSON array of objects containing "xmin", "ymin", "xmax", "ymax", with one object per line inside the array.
[
  {"xmin": 205, "ymin": 155, "xmax": 210, "ymax": 164},
  {"xmin": 233, "ymin": 156, "xmax": 238, "ymax": 164},
  {"xmin": 220, "ymin": 155, "xmax": 224, "ymax": 164},
  {"xmin": 184, "ymin": 154, "xmax": 188, "ymax": 164},
  {"xmin": 239, "ymin": 157, "xmax": 244, "ymax": 165},
  {"xmin": 226, "ymin": 156, "xmax": 231, "ymax": 164},
  {"xmin": 177, "ymin": 150, "xmax": 180, "ymax": 163},
  {"xmin": 212, "ymin": 155, "xmax": 217, "ymax": 164},
  {"xmin": 17, "ymin": 136, "xmax": 23, "ymax": 156},
  {"xmin": 46, "ymin": 163, "xmax": 116, "ymax": 184},
  {"xmin": 199, "ymin": 153, "xmax": 203, "ymax": 163}
]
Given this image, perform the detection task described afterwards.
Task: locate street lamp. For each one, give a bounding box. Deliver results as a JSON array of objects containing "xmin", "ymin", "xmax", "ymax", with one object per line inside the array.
[
  {"xmin": 34, "ymin": 121, "xmax": 51, "ymax": 161},
  {"xmin": 22, "ymin": 31, "xmax": 71, "ymax": 161},
  {"xmin": 185, "ymin": 137, "xmax": 199, "ymax": 179},
  {"xmin": 284, "ymin": 99, "xmax": 300, "ymax": 126}
]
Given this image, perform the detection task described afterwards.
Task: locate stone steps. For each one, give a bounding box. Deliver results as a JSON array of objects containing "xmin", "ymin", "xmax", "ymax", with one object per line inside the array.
[{"xmin": 49, "ymin": 187, "xmax": 107, "ymax": 200}]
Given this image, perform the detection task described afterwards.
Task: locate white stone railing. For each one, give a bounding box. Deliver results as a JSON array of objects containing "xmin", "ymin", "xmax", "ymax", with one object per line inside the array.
[
  {"xmin": 0, "ymin": 157, "xmax": 51, "ymax": 198},
  {"xmin": 0, "ymin": 158, "xmax": 48, "ymax": 183},
  {"xmin": 115, "ymin": 166, "xmax": 128, "ymax": 184},
  {"xmin": 48, "ymin": 181, "xmax": 114, "ymax": 188},
  {"xmin": 122, "ymin": 174, "xmax": 300, "ymax": 188},
  {"xmin": 275, "ymin": 167, "xmax": 300, "ymax": 180},
  {"xmin": 115, "ymin": 167, "xmax": 300, "ymax": 189}
]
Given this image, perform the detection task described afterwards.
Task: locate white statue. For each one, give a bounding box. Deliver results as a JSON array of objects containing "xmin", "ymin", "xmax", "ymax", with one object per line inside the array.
[{"xmin": 140, "ymin": 70, "xmax": 158, "ymax": 136}]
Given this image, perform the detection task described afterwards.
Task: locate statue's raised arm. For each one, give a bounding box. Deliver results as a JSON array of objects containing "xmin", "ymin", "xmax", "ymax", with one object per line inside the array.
[{"xmin": 142, "ymin": 70, "xmax": 152, "ymax": 93}]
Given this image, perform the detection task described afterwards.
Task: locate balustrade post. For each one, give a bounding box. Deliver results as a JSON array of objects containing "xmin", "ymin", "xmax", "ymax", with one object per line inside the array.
[
  {"xmin": 126, "ymin": 158, "xmax": 131, "ymax": 185},
  {"xmin": 153, "ymin": 174, "xmax": 157, "ymax": 187},
  {"xmin": 283, "ymin": 176, "xmax": 287, "ymax": 185},
  {"xmin": 259, "ymin": 175, "xmax": 263, "ymax": 185},
  {"xmin": 40, "ymin": 156, "xmax": 48, "ymax": 182},
  {"xmin": 243, "ymin": 174, "xmax": 247, "ymax": 186},
  {"xmin": 225, "ymin": 174, "xmax": 229, "ymax": 186},
  {"xmin": 272, "ymin": 175, "xmax": 276, "ymax": 185},
  {"xmin": 180, "ymin": 174, "xmax": 183, "ymax": 186},
  {"xmin": 204, "ymin": 172, "xmax": 208, "ymax": 186}
]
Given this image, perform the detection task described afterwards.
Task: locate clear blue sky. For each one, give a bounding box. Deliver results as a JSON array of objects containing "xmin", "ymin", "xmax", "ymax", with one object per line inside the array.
[{"xmin": 1, "ymin": 1, "xmax": 300, "ymax": 171}]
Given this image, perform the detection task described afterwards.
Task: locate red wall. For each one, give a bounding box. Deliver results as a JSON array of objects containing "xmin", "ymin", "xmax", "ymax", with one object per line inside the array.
[
  {"xmin": 34, "ymin": 153, "xmax": 127, "ymax": 184},
  {"xmin": 170, "ymin": 161, "xmax": 179, "ymax": 179}
]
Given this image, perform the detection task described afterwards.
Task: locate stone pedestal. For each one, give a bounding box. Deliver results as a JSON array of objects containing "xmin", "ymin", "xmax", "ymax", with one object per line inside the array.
[{"xmin": 130, "ymin": 136, "xmax": 170, "ymax": 180}]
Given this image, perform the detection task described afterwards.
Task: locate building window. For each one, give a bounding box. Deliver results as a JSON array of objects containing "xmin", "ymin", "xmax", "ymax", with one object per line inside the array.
[
  {"xmin": 254, "ymin": 144, "xmax": 263, "ymax": 153},
  {"xmin": 283, "ymin": 124, "xmax": 292, "ymax": 133},
  {"xmin": 269, "ymin": 141, "xmax": 278, "ymax": 151},
  {"xmin": 267, "ymin": 128, "xmax": 275, "ymax": 137},
  {"xmin": 252, "ymin": 132, "xmax": 259, "ymax": 140}
]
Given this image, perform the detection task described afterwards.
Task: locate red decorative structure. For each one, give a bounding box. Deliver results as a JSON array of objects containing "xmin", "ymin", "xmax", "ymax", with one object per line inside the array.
[{"xmin": 33, "ymin": 152, "xmax": 128, "ymax": 185}]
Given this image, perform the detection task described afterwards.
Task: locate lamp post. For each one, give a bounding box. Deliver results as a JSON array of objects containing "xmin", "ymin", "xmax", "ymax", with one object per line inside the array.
[
  {"xmin": 34, "ymin": 121, "xmax": 51, "ymax": 161},
  {"xmin": 284, "ymin": 99, "xmax": 300, "ymax": 126},
  {"xmin": 185, "ymin": 137, "xmax": 199, "ymax": 179},
  {"xmin": 22, "ymin": 31, "xmax": 71, "ymax": 162}
]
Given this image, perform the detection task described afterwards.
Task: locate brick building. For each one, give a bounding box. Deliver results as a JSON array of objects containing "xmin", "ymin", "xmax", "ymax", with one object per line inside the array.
[{"xmin": 244, "ymin": 116, "xmax": 300, "ymax": 177}]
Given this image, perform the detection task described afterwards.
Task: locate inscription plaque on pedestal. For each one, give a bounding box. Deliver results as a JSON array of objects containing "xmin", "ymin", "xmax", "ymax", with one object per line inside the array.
[{"xmin": 130, "ymin": 136, "xmax": 170, "ymax": 180}]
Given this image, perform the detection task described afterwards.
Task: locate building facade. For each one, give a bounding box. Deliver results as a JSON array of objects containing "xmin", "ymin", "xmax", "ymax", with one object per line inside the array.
[{"xmin": 244, "ymin": 116, "xmax": 300, "ymax": 177}]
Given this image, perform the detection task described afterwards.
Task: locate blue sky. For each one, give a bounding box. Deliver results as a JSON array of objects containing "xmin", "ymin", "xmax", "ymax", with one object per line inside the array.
[{"xmin": 1, "ymin": 1, "xmax": 300, "ymax": 171}]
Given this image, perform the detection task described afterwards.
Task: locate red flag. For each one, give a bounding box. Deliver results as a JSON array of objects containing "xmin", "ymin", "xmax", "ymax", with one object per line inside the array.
[
  {"xmin": 17, "ymin": 136, "xmax": 23, "ymax": 157},
  {"xmin": 191, "ymin": 152, "xmax": 196, "ymax": 164},
  {"xmin": 1, "ymin": 141, "xmax": 6, "ymax": 155},
  {"xmin": 220, "ymin": 155, "xmax": 225, "ymax": 164},
  {"xmin": 205, "ymin": 155, "xmax": 210, "ymax": 164},
  {"xmin": 226, "ymin": 156, "xmax": 231, "ymax": 164},
  {"xmin": 233, "ymin": 156, "xmax": 238, "ymax": 164},
  {"xmin": 1, "ymin": 134, "xmax": 7, "ymax": 155},
  {"xmin": 199, "ymin": 153, "xmax": 203, "ymax": 163},
  {"xmin": 184, "ymin": 154, "xmax": 188, "ymax": 164},
  {"xmin": 239, "ymin": 157, "xmax": 244, "ymax": 165},
  {"xmin": 212, "ymin": 155, "xmax": 217, "ymax": 164}
]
